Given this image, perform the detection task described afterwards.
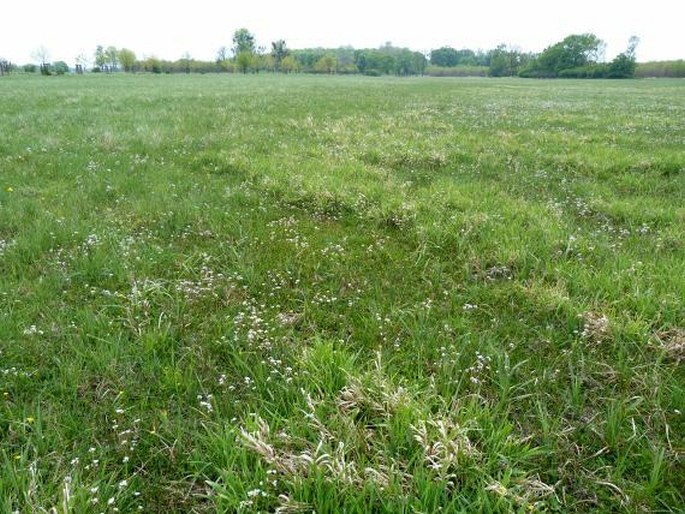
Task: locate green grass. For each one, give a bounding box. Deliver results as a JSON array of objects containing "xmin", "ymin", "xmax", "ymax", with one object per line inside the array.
[{"xmin": 0, "ymin": 73, "xmax": 683, "ymax": 513}]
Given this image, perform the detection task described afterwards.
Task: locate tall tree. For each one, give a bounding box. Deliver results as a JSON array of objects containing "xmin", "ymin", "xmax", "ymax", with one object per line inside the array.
[
  {"xmin": 412, "ymin": 51, "xmax": 428, "ymax": 75},
  {"xmin": 271, "ymin": 40, "xmax": 288, "ymax": 72},
  {"xmin": 32, "ymin": 46, "xmax": 51, "ymax": 75},
  {"xmin": 521, "ymin": 33, "xmax": 604, "ymax": 77},
  {"xmin": 489, "ymin": 44, "xmax": 530, "ymax": 77},
  {"xmin": 281, "ymin": 55, "xmax": 298, "ymax": 73},
  {"xmin": 119, "ymin": 48, "xmax": 136, "ymax": 72},
  {"xmin": 105, "ymin": 46, "xmax": 119, "ymax": 71},
  {"xmin": 0, "ymin": 58, "xmax": 11, "ymax": 75},
  {"xmin": 539, "ymin": 33, "xmax": 603, "ymax": 72},
  {"xmin": 94, "ymin": 45, "xmax": 107, "ymax": 70},
  {"xmin": 608, "ymin": 36, "xmax": 639, "ymax": 78},
  {"xmin": 75, "ymin": 53, "xmax": 89, "ymax": 69},
  {"xmin": 430, "ymin": 47, "xmax": 459, "ymax": 67},
  {"xmin": 314, "ymin": 54, "xmax": 337, "ymax": 74},
  {"xmin": 232, "ymin": 28, "xmax": 256, "ymax": 56}
]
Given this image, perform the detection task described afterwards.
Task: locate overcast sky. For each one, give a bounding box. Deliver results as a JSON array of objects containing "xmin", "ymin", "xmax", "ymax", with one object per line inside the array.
[{"xmin": 1, "ymin": 0, "xmax": 683, "ymax": 65}]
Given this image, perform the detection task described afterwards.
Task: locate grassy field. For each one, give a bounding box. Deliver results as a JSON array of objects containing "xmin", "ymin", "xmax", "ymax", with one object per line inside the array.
[{"xmin": 0, "ymin": 74, "xmax": 683, "ymax": 513}]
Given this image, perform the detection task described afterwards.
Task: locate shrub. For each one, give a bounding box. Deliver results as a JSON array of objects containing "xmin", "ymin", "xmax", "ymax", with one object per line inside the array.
[
  {"xmin": 53, "ymin": 61, "xmax": 70, "ymax": 75},
  {"xmin": 558, "ymin": 64, "xmax": 609, "ymax": 78}
]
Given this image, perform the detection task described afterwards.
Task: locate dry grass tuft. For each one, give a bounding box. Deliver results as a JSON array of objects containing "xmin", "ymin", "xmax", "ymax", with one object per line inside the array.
[
  {"xmin": 580, "ymin": 311, "xmax": 611, "ymax": 343},
  {"xmin": 275, "ymin": 494, "xmax": 312, "ymax": 513},
  {"xmin": 653, "ymin": 328, "xmax": 685, "ymax": 363}
]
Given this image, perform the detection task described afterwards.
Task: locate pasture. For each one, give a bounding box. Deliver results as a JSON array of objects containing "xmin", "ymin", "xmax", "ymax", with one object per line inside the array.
[{"xmin": 0, "ymin": 74, "xmax": 683, "ymax": 512}]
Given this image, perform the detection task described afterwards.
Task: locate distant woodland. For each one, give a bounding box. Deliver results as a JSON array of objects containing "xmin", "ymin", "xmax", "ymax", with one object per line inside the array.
[{"xmin": 1, "ymin": 29, "xmax": 683, "ymax": 78}]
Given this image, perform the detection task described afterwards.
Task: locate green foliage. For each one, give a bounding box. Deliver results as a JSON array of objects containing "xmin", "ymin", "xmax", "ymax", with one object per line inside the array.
[
  {"xmin": 141, "ymin": 56, "xmax": 163, "ymax": 73},
  {"xmin": 607, "ymin": 36, "xmax": 639, "ymax": 78},
  {"xmin": 556, "ymin": 64, "xmax": 607, "ymax": 78},
  {"xmin": 118, "ymin": 48, "xmax": 136, "ymax": 72},
  {"xmin": 488, "ymin": 44, "xmax": 531, "ymax": 77},
  {"xmin": 286, "ymin": 45, "xmax": 425, "ymax": 76},
  {"xmin": 607, "ymin": 54, "xmax": 636, "ymax": 78},
  {"xmin": 94, "ymin": 45, "xmax": 106, "ymax": 69},
  {"xmin": 280, "ymin": 54, "xmax": 298, "ymax": 73},
  {"xmin": 521, "ymin": 33, "xmax": 604, "ymax": 77},
  {"xmin": 93, "ymin": 45, "xmax": 120, "ymax": 72},
  {"xmin": 352, "ymin": 46, "xmax": 426, "ymax": 76},
  {"xmin": 271, "ymin": 39, "xmax": 288, "ymax": 72},
  {"xmin": 353, "ymin": 48, "xmax": 391, "ymax": 74},
  {"xmin": 430, "ymin": 47, "xmax": 486, "ymax": 67},
  {"xmin": 521, "ymin": 36, "xmax": 638, "ymax": 80},
  {"xmin": 314, "ymin": 54, "xmax": 338, "ymax": 74},
  {"xmin": 105, "ymin": 46, "xmax": 119, "ymax": 71},
  {"xmin": 52, "ymin": 61, "xmax": 69, "ymax": 75},
  {"xmin": 430, "ymin": 46, "xmax": 459, "ymax": 67},
  {"xmin": 232, "ymin": 28, "xmax": 256, "ymax": 56},
  {"xmin": 235, "ymin": 50, "xmax": 255, "ymax": 73}
]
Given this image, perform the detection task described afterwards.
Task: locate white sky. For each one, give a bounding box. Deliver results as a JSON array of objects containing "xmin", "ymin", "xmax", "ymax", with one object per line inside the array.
[{"xmin": 1, "ymin": 0, "xmax": 683, "ymax": 65}]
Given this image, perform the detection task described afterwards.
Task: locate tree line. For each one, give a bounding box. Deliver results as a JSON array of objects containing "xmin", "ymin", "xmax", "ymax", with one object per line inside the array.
[{"xmin": 2, "ymin": 30, "xmax": 683, "ymax": 78}]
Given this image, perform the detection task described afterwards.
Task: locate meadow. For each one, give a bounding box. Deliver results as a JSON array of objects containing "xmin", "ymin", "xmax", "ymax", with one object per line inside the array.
[{"xmin": 0, "ymin": 74, "xmax": 683, "ymax": 513}]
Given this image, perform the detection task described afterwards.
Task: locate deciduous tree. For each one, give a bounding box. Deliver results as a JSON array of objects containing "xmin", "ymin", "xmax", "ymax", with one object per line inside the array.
[
  {"xmin": 520, "ymin": 33, "xmax": 605, "ymax": 77},
  {"xmin": 105, "ymin": 46, "xmax": 119, "ymax": 71},
  {"xmin": 281, "ymin": 55, "xmax": 298, "ymax": 73},
  {"xmin": 271, "ymin": 40, "xmax": 288, "ymax": 72},
  {"xmin": 430, "ymin": 47, "xmax": 459, "ymax": 67},
  {"xmin": 235, "ymin": 50, "xmax": 255, "ymax": 73},
  {"xmin": 232, "ymin": 28, "xmax": 256, "ymax": 56},
  {"xmin": 32, "ymin": 46, "xmax": 51, "ymax": 75},
  {"xmin": 119, "ymin": 48, "xmax": 136, "ymax": 72},
  {"xmin": 608, "ymin": 36, "xmax": 639, "ymax": 78},
  {"xmin": 216, "ymin": 46, "xmax": 230, "ymax": 71},
  {"xmin": 314, "ymin": 54, "xmax": 337, "ymax": 74},
  {"xmin": 94, "ymin": 45, "xmax": 108, "ymax": 71}
]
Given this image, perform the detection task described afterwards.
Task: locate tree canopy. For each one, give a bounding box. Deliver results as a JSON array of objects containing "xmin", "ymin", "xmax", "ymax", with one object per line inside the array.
[
  {"xmin": 520, "ymin": 33, "xmax": 639, "ymax": 78},
  {"xmin": 521, "ymin": 33, "xmax": 604, "ymax": 77},
  {"xmin": 11, "ymin": 29, "xmax": 645, "ymax": 79},
  {"xmin": 232, "ymin": 28, "xmax": 256, "ymax": 56}
]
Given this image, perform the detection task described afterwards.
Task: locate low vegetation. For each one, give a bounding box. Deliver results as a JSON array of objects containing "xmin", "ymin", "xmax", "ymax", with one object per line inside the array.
[
  {"xmin": 0, "ymin": 74, "xmax": 683, "ymax": 512},
  {"xmin": 636, "ymin": 60, "xmax": 685, "ymax": 78}
]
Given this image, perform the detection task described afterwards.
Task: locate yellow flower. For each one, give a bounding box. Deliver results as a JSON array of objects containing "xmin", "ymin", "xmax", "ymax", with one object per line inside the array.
[
  {"xmin": 6, "ymin": 187, "xmax": 13, "ymax": 192},
  {"xmin": 26, "ymin": 416, "xmax": 35, "ymax": 424}
]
